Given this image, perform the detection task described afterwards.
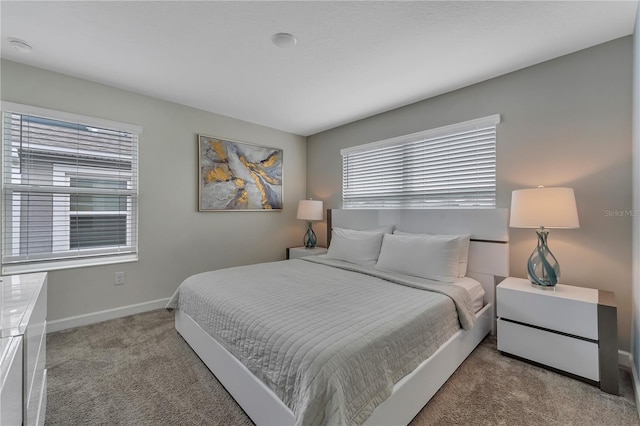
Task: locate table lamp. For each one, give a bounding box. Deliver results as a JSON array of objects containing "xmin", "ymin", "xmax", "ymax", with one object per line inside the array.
[
  {"xmin": 510, "ymin": 186, "xmax": 579, "ymax": 289},
  {"xmin": 296, "ymin": 199, "xmax": 323, "ymax": 248}
]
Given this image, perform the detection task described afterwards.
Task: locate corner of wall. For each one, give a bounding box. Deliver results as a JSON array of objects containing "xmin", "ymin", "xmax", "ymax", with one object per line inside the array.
[{"xmin": 631, "ymin": 5, "xmax": 640, "ymax": 419}]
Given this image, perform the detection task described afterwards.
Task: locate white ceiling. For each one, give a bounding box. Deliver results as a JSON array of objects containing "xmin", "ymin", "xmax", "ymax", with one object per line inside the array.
[{"xmin": 1, "ymin": 1, "xmax": 637, "ymax": 136}]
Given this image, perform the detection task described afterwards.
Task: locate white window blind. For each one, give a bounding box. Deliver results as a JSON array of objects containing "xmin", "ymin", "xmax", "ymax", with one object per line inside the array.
[
  {"xmin": 341, "ymin": 115, "xmax": 500, "ymax": 209},
  {"xmin": 1, "ymin": 102, "xmax": 141, "ymax": 274}
]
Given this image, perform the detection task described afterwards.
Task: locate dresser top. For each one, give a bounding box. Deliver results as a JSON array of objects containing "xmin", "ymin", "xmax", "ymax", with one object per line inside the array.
[
  {"xmin": 498, "ymin": 276, "xmax": 598, "ymax": 304},
  {"xmin": 0, "ymin": 273, "xmax": 47, "ymax": 337}
]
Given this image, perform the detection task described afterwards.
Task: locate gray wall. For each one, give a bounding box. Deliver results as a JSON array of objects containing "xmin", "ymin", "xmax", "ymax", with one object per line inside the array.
[
  {"xmin": 1, "ymin": 60, "xmax": 307, "ymax": 321},
  {"xmin": 307, "ymin": 37, "xmax": 633, "ymax": 351},
  {"xmin": 633, "ymin": 9, "xmax": 640, "ymax": 383}
]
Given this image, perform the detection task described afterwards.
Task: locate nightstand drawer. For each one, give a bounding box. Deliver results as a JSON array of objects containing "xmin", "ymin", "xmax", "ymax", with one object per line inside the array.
[
  {"xmin": 287, "ymin": 246, "xmax": 327, "ymax": 259},
  {"xmin": 497, "ymin": 319, "xmax": 599, "ymax": 381},
  {"xmin": 497, "ymin": 283, "xmax": 598, "ymax": 340}
]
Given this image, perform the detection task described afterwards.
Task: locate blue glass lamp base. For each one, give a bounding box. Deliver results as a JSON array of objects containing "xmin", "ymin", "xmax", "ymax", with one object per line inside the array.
[
  {"xmin": 303, "ymin": 222, "xmax": 317, "ymax": 248},
  {"xmin": 530, "ymin": 281, "xmax": 557, "ymax": 291},
  {"xmin": 527, "ymin": 228, "xmax": 560, "ymax": 289}
]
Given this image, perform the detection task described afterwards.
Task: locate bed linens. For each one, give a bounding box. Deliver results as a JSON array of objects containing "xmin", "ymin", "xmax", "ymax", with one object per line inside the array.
[
  {"xmin": 375, "ymin": 233, "xmax": 460, "ymax": 282},
  {"xmin": 452, "ymin": 277, "xmax": 485, "ymax": 313},
  {"xmin": 166, "ymin": 257, "xmax": 476, "ymax": 426},
  {"xmin": 325, "ymin": 227, "xmax": 388, "ymax": 265}
]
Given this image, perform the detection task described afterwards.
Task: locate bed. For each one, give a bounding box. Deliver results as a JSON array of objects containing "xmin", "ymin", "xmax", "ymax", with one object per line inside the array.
[{"xmin": 168, "ymin": 208, "xmax": 509, "ymax": 425}]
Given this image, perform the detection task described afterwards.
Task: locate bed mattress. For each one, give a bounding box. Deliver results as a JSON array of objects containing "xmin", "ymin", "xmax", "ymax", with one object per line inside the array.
[{"xmin": 167, "ymin": 257, "xmax": 477, "ymax": 426}]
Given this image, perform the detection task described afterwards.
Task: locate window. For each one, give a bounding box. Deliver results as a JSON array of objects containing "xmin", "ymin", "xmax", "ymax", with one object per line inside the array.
[
  {"xmin": 1, "ymin": 102, "xmax": 141, "ymax": 274},
  {"xmin": 341, "ymin": 115, "xmax": 500, "ymax": 209},
  {"xmin": 69, "ymin": 177, "xmax": 128, "ymax": 249}
]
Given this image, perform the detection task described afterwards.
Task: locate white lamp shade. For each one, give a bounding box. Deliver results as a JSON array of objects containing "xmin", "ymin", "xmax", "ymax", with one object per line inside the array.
[
  {"xmin": 297, "ymin": 199, "xmax": 323, "ymax": 221},
  {"xmin": 510, "ymin": 187, "xmax": 579, "ymax": 229}
]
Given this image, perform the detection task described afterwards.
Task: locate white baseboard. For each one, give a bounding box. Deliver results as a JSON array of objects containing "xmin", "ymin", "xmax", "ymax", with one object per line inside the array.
[
  {"xmin": 619, "ymin": 350, "xmax": 632, "ymax": 369},
  {"xmin": 617, "ymin": 350, "xmax": 640, "ymax": 420},
  {"xmin": 629, "ymin": 353, "xmax": 640, "ymax": 420},
  {"xmin": 47, "ymin": 298, "xmax": 170, "ymax": 333}
]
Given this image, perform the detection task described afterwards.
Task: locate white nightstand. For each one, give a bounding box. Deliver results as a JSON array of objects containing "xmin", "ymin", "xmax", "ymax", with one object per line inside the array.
[
  {"xmin": 497, "ymin": 277, "xmax": 618, "ymax": 394},
  {"xmin": 286, "ymin": 246, "xmax": 327, "ymax": 259}
]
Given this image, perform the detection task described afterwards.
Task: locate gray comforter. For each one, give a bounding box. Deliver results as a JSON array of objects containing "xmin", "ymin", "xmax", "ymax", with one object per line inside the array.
[{"xmin": 166, "ymin": 256, "xmax": 476, "ymax": 426}]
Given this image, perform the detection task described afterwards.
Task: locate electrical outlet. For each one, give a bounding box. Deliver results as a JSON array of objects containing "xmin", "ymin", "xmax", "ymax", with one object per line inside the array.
[{"xmin": 114, "ymin": 272, "xmax": 125, "ymax": 285}]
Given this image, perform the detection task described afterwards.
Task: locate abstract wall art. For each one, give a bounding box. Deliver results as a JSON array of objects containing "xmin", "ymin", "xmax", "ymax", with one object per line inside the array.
[{"xmin": 198, "ymin": 135, "xmax": 283, "ymax": 211}]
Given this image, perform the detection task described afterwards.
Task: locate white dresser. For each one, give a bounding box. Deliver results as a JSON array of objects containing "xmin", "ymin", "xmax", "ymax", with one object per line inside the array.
[
  {"xmin": 0, "ymin": 272, "xmax": 48, "ymax": 425},
  {"xmin": 497, "ymin": 277, "xmax": 618, "ymax": 394}
]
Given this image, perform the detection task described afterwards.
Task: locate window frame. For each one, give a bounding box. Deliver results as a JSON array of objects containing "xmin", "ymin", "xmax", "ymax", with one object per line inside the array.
[
  {"xmin": 55, "ymin": 165, "xmax": 133, "ymax": 252},
  {"xmin": 341, "ymin": 114, "xmax": 500, "ymax": 209},
  {"xmin": 1, "ymin": 102, "xmax": 141, "ymax": 274}
]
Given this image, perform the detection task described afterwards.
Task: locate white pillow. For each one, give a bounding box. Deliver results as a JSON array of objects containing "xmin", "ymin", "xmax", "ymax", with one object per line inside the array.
[
  {"xmin": 375, "ymin": 233, "xmax": 460, "ymax": 282},
  {"xmin": 326, "ymin": 228, "xmax": 386, "ymax": 265},
  {"xmin": 394, "ymin": 231, "xmax": 470, "ymax": 277}
]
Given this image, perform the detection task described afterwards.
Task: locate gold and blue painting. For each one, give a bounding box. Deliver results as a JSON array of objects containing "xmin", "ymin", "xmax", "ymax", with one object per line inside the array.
[{"xmin": 198, "ymin": 135, "xmax": 283, "ymax": 211}]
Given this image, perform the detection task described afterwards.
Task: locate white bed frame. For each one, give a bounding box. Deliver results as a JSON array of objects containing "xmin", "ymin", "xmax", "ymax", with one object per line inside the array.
[{"xmin": 175, "ymin": 208, "xmax": 509, "ymax": 425}]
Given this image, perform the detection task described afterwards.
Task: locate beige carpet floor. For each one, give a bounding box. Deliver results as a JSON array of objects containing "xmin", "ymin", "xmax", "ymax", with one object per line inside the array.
[{"xmin": 45, "ymin": 309, "xmax": 639, "ymax": 425}]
